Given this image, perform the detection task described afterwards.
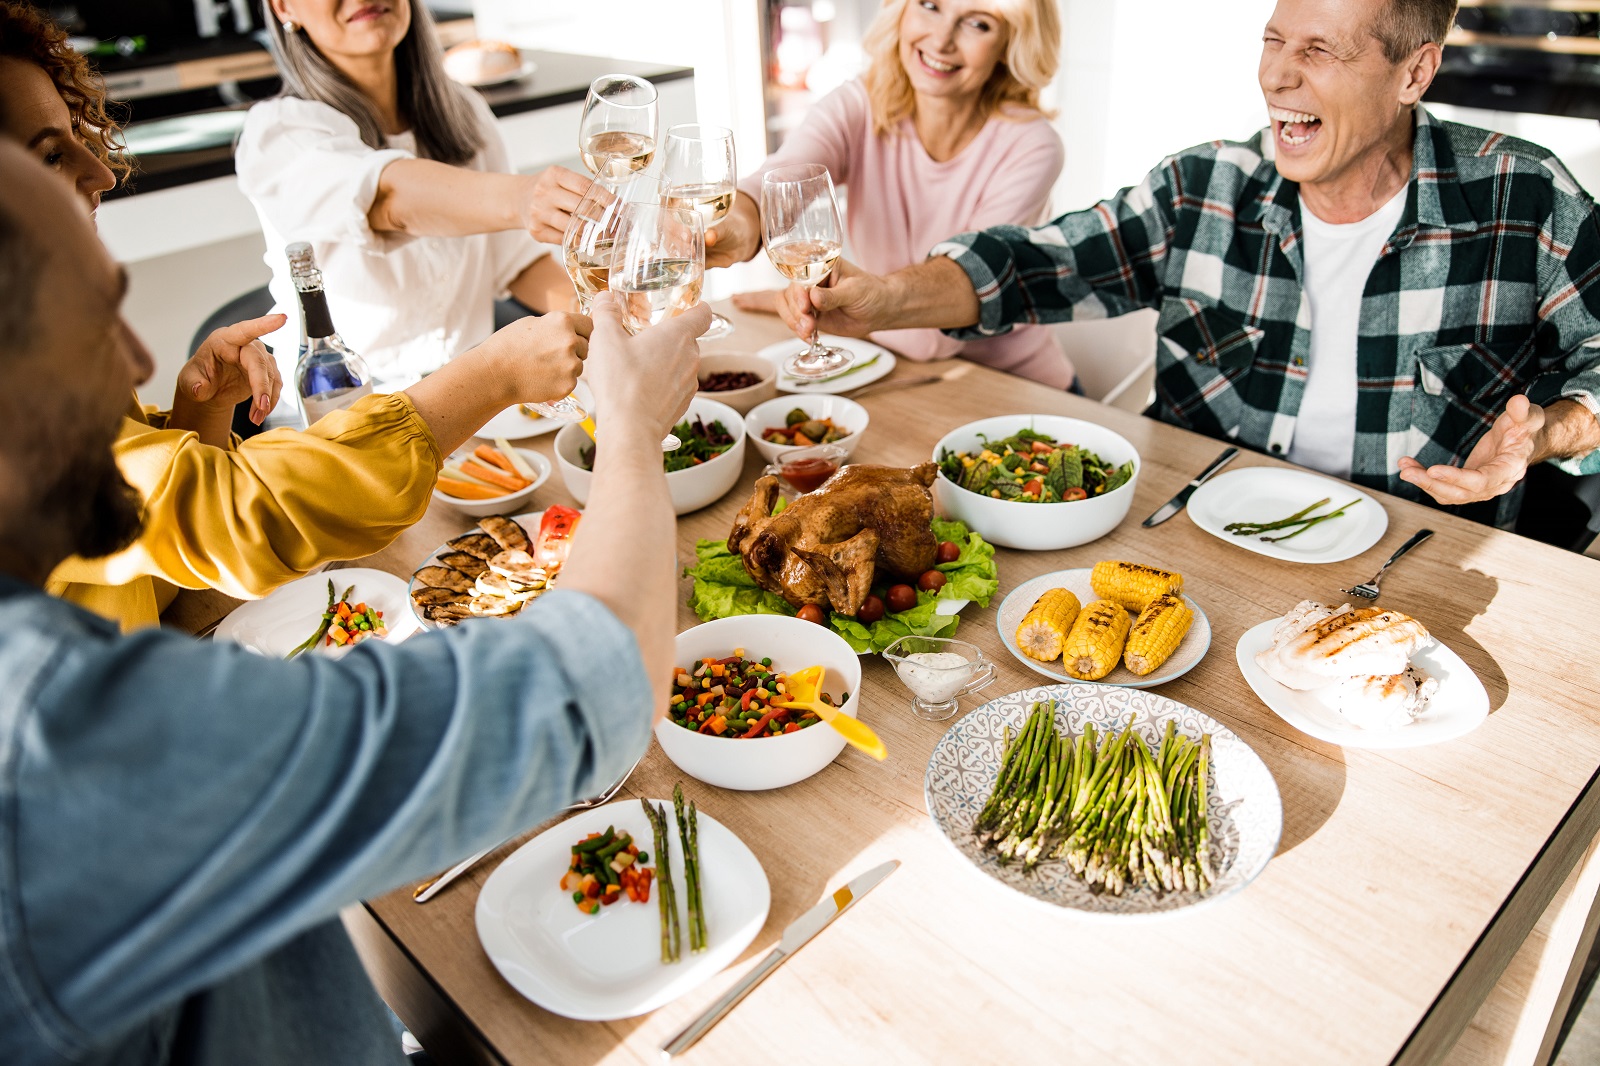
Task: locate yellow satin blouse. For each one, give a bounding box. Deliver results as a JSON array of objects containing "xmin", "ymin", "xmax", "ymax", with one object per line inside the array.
[{"xmin": 46, "ymin": 392, "xmax": 442, "ymax": 631}]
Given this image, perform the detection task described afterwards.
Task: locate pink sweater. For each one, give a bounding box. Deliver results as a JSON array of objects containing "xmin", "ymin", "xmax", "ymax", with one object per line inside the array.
[{"xmin": 742, "ymin": 79, "xmax": 1071, "ymax": 388}]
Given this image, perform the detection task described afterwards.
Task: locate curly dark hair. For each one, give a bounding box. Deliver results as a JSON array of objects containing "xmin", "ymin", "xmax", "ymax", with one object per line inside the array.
[{"xmin": 0, "ymin": 2, "xmax": 130, "ymax": 181}]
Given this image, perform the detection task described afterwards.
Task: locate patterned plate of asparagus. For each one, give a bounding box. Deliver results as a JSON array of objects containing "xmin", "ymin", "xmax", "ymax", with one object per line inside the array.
[
  {"xmin": 924, "ymin": 685, "xmax": 1282, "ymax": 917},
  {"xmin": 1185, "ymin": 467, "xmax": 1388, "ymax": 564},
  {"xmin": 474, "ymin": 790, "xmax": 769, "ymax": 1020}
]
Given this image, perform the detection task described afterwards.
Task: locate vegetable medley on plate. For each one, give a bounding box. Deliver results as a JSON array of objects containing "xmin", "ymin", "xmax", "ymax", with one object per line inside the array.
[
  {"xmin": 940, "ymin": 428, "xmax": 1134, "ymax": 503},
  {"xmin": 669, "ymin": 652, "xmax": 843, "ymax": 738},
  {"xmin": 582, "ymin": 417, "xmax": 737, "ymax": 474}
]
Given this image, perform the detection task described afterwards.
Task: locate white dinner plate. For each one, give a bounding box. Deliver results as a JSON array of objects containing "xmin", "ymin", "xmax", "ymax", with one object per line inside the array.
[
  {"xmin": 923, "ymin": 683, "xmax": 1282, "ymax": 918},
  {"xmin": 755, "ymin": 335, "xmax": 896, "ymax": 393},
  {"xmin": 213, "ymin": 567, "xmax": 421, "ymax": 658},
  {"xmin": 1235, "ymin": 620, "xmax": 1489, "ymax": 748},
  {"xmin": 455, "ymin": 57, "xmax": 537, "ymax": 88},
  {"xmin": 476, "ymin": 798, "xmax": 770, "ymax": 1020},
  {"xmin": 1185, "ymin": 467, "xmax": 1388, "ymax": 564},
  {"xmin": 479, "ymin": 405, "xmax": 563, "ymax": 440},
  {"xmin": 995, "ymin": 570, "xmax": 1210, "ymax": 688}
]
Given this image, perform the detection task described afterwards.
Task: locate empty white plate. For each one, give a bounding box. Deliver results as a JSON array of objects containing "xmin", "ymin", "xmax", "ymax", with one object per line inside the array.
[
  {"xmin": 756, "ymin": 334, "xmax": 896, "ymax": 393},
  {"xmin": 1186, "ymin": 467, "xmax": 1387, "ymax": 564},
  {"xmin": 1235, "ymin": 620, "xmax": 1489, "ymax": 748},
  {"xmin": 476, "ymin": 798, "xmax": 769, "ymax": 1020},
  {"xmin": 212, "ymin": 567, "xmax": 421, "ymax": 658}
]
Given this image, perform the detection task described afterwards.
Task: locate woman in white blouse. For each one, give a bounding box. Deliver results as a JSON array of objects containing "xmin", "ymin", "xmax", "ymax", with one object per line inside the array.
[{"xmin": 239, "ymin": 0, "xmax": 590, "ymax": 395}]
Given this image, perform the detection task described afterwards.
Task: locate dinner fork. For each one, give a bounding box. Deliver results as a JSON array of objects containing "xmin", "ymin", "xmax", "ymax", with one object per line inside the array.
[
  {"xmin": 411, "ymin": 755, "xmax": 642, "ymax": 903},
  {"xmin": 1340, "ymin": 529, "xmax": 1434, "ymax": 600}
]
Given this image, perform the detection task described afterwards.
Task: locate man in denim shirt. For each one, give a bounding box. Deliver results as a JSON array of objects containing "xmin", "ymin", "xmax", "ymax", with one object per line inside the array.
[{"xmin": 0, "ymin": 139, "xmax": 709, "ymax": 1065}]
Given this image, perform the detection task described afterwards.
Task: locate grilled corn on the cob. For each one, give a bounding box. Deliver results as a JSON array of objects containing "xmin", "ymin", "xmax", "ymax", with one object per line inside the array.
[
  {"xmin": 1123, "ymin": 594, "xmax": 1193, "ymax": 676},
  {"xmin": 1090, "ymin": 560, "xmax": 1183, "ymax": 612},
  {"xmin": 1014, "ymin": 588, "xmax": 1081, "ymax": 663},
  {"xmin": 1062, "ymin": 599, "xmax": 1132, "ymax": 681}
]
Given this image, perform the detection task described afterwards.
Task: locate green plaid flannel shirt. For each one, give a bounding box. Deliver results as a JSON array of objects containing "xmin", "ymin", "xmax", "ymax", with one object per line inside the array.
[{"xmin": 938, "ymin": 107, "xmax": 1600, "ymax": 526}]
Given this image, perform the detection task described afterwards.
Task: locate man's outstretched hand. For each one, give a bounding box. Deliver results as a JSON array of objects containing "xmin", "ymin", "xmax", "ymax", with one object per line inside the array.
[{"xmin": 1398, "ymin": 393, "xmax": 1547, "ymax": 505}]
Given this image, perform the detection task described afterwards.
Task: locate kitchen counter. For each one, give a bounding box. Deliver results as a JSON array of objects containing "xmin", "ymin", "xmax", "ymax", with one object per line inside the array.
[{"xmin": 109, "ymin": 49, "xmax": 691, "ymax": 199}]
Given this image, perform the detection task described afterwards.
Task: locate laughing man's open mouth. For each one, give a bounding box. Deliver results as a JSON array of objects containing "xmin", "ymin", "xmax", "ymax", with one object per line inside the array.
[{"xmin": 1270, "ymin": 106, "xmax": 1322, "ymax": 147}]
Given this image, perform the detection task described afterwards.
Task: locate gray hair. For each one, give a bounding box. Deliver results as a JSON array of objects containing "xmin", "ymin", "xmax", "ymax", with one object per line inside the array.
[{"xmin": 261, "ymin": 1, "xmax": 484, "ymax": 165}]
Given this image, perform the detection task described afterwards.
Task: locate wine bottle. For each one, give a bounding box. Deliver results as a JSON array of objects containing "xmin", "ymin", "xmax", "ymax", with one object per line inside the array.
[{"xmin": 287, "ymin": 242, "xmax": 373, "ymax": 425}]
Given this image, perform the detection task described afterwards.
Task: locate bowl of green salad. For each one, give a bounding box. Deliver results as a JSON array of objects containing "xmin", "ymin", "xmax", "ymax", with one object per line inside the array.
[
  {"xmin": 555, "ymin": 396, "xmax": 747, "ymax": 515},
  {"xmin": 932, "ymin": 415, "xmax": 1139, "ymax": 550}
]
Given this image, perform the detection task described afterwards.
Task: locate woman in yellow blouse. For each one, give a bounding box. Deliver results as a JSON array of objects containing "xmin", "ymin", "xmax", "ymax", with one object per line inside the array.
[{"xmin": 0, "ymin": 4, "xmax": 587, "ymax": 630}]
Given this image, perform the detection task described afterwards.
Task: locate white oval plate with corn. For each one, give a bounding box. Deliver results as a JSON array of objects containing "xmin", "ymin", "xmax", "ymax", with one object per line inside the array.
[
  {"xmin": 1234, "ymin": 620, "xmax": 1489, "ymax": 748},
  {"xmin": 996, "ymin": 569, "xmax": 1211, "ymax": 689}
]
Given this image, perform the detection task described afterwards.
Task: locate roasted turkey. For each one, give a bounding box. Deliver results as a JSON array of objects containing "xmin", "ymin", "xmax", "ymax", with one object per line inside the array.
[{"xmin": 728, "ymin": 463, "xmax": 939, "ymax": 616}]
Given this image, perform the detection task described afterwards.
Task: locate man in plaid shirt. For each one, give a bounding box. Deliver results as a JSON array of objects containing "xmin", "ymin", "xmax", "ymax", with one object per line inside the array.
[{"xmin": 779, "ymin": 0, "xmax": 1600, "ymax": 526}]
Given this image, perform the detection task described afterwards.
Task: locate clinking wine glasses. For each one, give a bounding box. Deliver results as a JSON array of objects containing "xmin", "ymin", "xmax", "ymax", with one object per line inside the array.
[
  {"xmin": 662, "ymin": 123, "xmax": 736, "ymax": 340},
  {"xmin": 579, "ymin": 74, "xmax": 658, "ymax": 182},
  {"xmin": 608, "ymin": 201, "xmax": 705, "ymax": 450},
  {"xmin": 760, "ymin": 163, "xmax": 852, "ymax": 379}
]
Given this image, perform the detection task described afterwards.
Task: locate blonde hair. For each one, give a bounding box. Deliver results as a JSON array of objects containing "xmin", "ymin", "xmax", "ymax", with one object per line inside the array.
[{"xmin": 861, "ymin": 0, "xmax": 1060, "ymax": 137}]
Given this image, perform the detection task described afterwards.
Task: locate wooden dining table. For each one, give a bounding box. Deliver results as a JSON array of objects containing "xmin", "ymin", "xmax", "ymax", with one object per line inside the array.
[{"xmin": 182, "ymin": 305, "xmax": 1600, "ymax": 1065}]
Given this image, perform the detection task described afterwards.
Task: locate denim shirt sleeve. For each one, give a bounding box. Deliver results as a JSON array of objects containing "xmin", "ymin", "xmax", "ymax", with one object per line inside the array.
[{"xmin": 0, "ymin": 587, "xmax": 652, "ymax": 1056}]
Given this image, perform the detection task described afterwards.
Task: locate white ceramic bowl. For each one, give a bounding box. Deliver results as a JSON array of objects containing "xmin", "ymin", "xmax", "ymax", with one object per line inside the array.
[
  {"xmin": 554, "ymin": 396, "xmax": 746, "ymax": 516},
  {"xmin": 658, "ymin": 615, "xmax": 864, "ymax": 791},
  {"xmin": 696, "ymin": 353, "xmax": 778, "ymax": 414},
  {"xmin": 432, "ymin": 447, "xmax": 552, "ymax": 518},
  {"xmin": 743, "ymin": 395, "xmax": 869, "ymax": 466},
  {"xmin": 931, "ymin": 415, "xmax": 1140, "ymax": 550}
]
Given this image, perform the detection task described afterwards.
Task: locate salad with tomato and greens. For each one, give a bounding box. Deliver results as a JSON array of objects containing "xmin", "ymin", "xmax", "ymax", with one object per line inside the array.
[{"xmin": 939, "ymin": 429, "xmax": 1134, "ymax": 503}]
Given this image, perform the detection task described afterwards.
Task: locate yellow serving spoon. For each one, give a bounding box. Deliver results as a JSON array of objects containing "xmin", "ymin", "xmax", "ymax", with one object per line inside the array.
[{"xmin": 781, "ymin": 665, "xmax": 887, "ymax": 761}]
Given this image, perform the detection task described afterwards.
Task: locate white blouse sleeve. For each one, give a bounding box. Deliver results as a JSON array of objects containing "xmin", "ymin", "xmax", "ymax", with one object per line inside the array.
[
  {"xmin": 236, "ymin": 96, "xmax": 415, "ymax": 253},
  {"xmin": 460, "ymin": 90, "xmax": 550, "ymax": 295}
]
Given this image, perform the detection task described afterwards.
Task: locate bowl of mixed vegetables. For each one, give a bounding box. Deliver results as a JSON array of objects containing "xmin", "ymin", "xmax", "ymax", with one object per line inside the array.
[
  {"xmin": 743, "ymin": 395, "xmax": 868, "ymax": 465},
  {"xmin": 657, "ymin": 614, "xmax": 863, "ymax": 790},
  {"xmin": 932, "ymin": 416, "xmax": 1140, "ymax": 550},
  {"xmin": 555, "ymin": 396, "xmax": 747, "ymax": 515}
]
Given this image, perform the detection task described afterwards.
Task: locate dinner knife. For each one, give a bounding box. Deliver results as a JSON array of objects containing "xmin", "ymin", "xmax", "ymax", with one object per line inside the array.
[
  {"xmin": 660, "ymin": 859, "xmax": 900, "ymax": 1058},
  {"xmin": 1141, "ymin": 446, "xmax": 1238, "ymax": 527}
]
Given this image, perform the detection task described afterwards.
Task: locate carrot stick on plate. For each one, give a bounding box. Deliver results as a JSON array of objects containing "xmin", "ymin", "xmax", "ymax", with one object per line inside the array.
[
  {"xmin": 460, "ymin": 459, "xmax": 529, "ymax": 493},
  {"xmin": 474, "ymin": 444, "xmax": 520, "ymax": 475},
  {"xmin": 438, "ymin": 476, "xmax": 506, "ymax": 500}
]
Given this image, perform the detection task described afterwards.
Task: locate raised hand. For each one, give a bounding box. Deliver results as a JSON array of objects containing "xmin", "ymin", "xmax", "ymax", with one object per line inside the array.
[
  {"xmin": 586, "ymin": 291, "xmax": 709, "ymax": 442},
  {"xmin": 775, "ymin": 258, "xmax": 892, "ymax": 343},
  {"xmin": 176, "ymin": 312, "xmax": 286, "ymax": 426},
  {"xmin": 1398, "ymin": 394, "xmax": 1545, "ymax": 505},
  {"xmin": 519, "ymin": 165, "xmax": 596, "ymax": 244},
  {"xmin": 479, "ymin": 311, "xmax": 592, "ymax": 405}
]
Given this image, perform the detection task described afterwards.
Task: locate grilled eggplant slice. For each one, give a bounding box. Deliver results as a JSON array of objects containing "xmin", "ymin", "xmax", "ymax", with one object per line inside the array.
[
  {"xmin": 444, "ymin": 532, "xmax": 500, "ymax": 561},
  {"xmin": 413, "ymin": 565, "xmax": 475, "ymax": 594},
  {"xmin": 479, "ymin": 515, "xmax": 530, "ymax": 553},
  {"xmin": 436, "ymin": 551, "xmax": 490, "ymax": 578}
]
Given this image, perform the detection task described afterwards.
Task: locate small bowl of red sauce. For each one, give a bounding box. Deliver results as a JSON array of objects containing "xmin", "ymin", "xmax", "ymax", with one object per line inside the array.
[{"xmin": 765, "ymin": 443, "xmax": 848, "ymax": 494}]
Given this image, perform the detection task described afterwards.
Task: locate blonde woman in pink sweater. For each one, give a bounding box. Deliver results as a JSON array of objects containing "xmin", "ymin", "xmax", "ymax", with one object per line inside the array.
[{"xmin": 713, "ymin": 0, "xmax": 1071, "ymax": 389}]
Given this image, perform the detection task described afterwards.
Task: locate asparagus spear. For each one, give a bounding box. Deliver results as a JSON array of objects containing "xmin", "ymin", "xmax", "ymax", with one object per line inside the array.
[
  {"xmin": 643, "ymin": 799, "xmax": 680, "ymax": 962},
  {"xmin": 688, "ymin": 798, "xmax": 706, "ymax": 950},
  {"xmin": 673, "ymin": 784, "xmax": 701, "ymax": 954},
  {"xmin": 1258, "ymin": 498, "xmax": 1361, "ymax": 542},
  {"xmin": 286, "ymin": 579, "xmax": 338, "ymax": 659}
]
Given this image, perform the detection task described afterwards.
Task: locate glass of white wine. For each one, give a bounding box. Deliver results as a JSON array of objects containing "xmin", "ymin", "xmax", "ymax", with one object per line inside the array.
[
  {"xmin": 579, "ymin": 75, "xmax": 658, "ymax": 182},
  {"xmin": 609, "ymin": 202, "xmax": 705, "ymax": 450},
  {"xmin": 760, "ymin": 163, "xmax": 851, "ymax": 379},
  {"xmin": 663, "ymin": 123, "xmax": 736, "ymax": 340}
]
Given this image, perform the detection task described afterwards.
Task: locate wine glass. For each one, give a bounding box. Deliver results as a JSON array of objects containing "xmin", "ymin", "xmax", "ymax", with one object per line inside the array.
[
  {"xmin": 562, "ymin": 178, "xmax": 625, "ymax": 317},
  {"xmin": 608, "ymin": 202, "xmax": 705, "ymax": 450},
  {"xmin": 663, "ymin": 123, "xmax": 736, "ymax": 340},
  {"xmin": 579, "ymin": 75, "xmax": 658, "ymax": 182},
  {"xmin": 760, "ymin": 163, "xmax": 851, "ymax": 379}
]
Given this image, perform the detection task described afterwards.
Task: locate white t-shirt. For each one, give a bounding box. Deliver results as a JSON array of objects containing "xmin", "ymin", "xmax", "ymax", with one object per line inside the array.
[
  {"xmin": 1287, "ymin": 187, "xmax": 1408, "ymax": 478},
  {"xmin": 236, "ymin": 91, "xmax": 548, "ymax": 409}
]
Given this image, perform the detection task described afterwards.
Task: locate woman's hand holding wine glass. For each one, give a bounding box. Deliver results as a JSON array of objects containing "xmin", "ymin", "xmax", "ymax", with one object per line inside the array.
[{"xmin": 663, "ymin": 123, "xmax": 737, "ymax": 339}]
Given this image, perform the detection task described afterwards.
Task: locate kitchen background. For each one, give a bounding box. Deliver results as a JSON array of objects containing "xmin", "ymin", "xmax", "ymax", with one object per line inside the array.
[{"xmin": 33, "ymin": 0, "xmax": 1600, "ymax": 415}]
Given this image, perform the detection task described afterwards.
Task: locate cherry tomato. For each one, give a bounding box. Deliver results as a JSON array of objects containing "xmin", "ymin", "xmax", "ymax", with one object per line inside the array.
[
  {"xmin": 1023, "ymin": 479, "xmax": 1044, "ymax": 497},
  {"xmin": 797, "ymin": 604, "xmax": 827, "ymax": 625},
  {"xmin": 1063, "ymin": 486, "xmax": 1088, "ymax": 502},
  {"xmin": 918, "ymin": 570, "xmax": 948, "ymax": 592},
  {"xmin": 886, "ymin": 584, "xmax": 918, "ymax": 613},
  {"xmin": 935, "ymin": 540, "xmax": 961, "ymax": 564},
  {"xmin": 857, "ymin": 595, "xmax": 886, "ymax": 625}
]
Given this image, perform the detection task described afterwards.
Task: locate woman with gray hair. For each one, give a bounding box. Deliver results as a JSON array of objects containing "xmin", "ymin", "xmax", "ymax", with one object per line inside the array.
[{"xmin": 238, "ymin": 0, "xmax": 590, "ymax": 395}]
